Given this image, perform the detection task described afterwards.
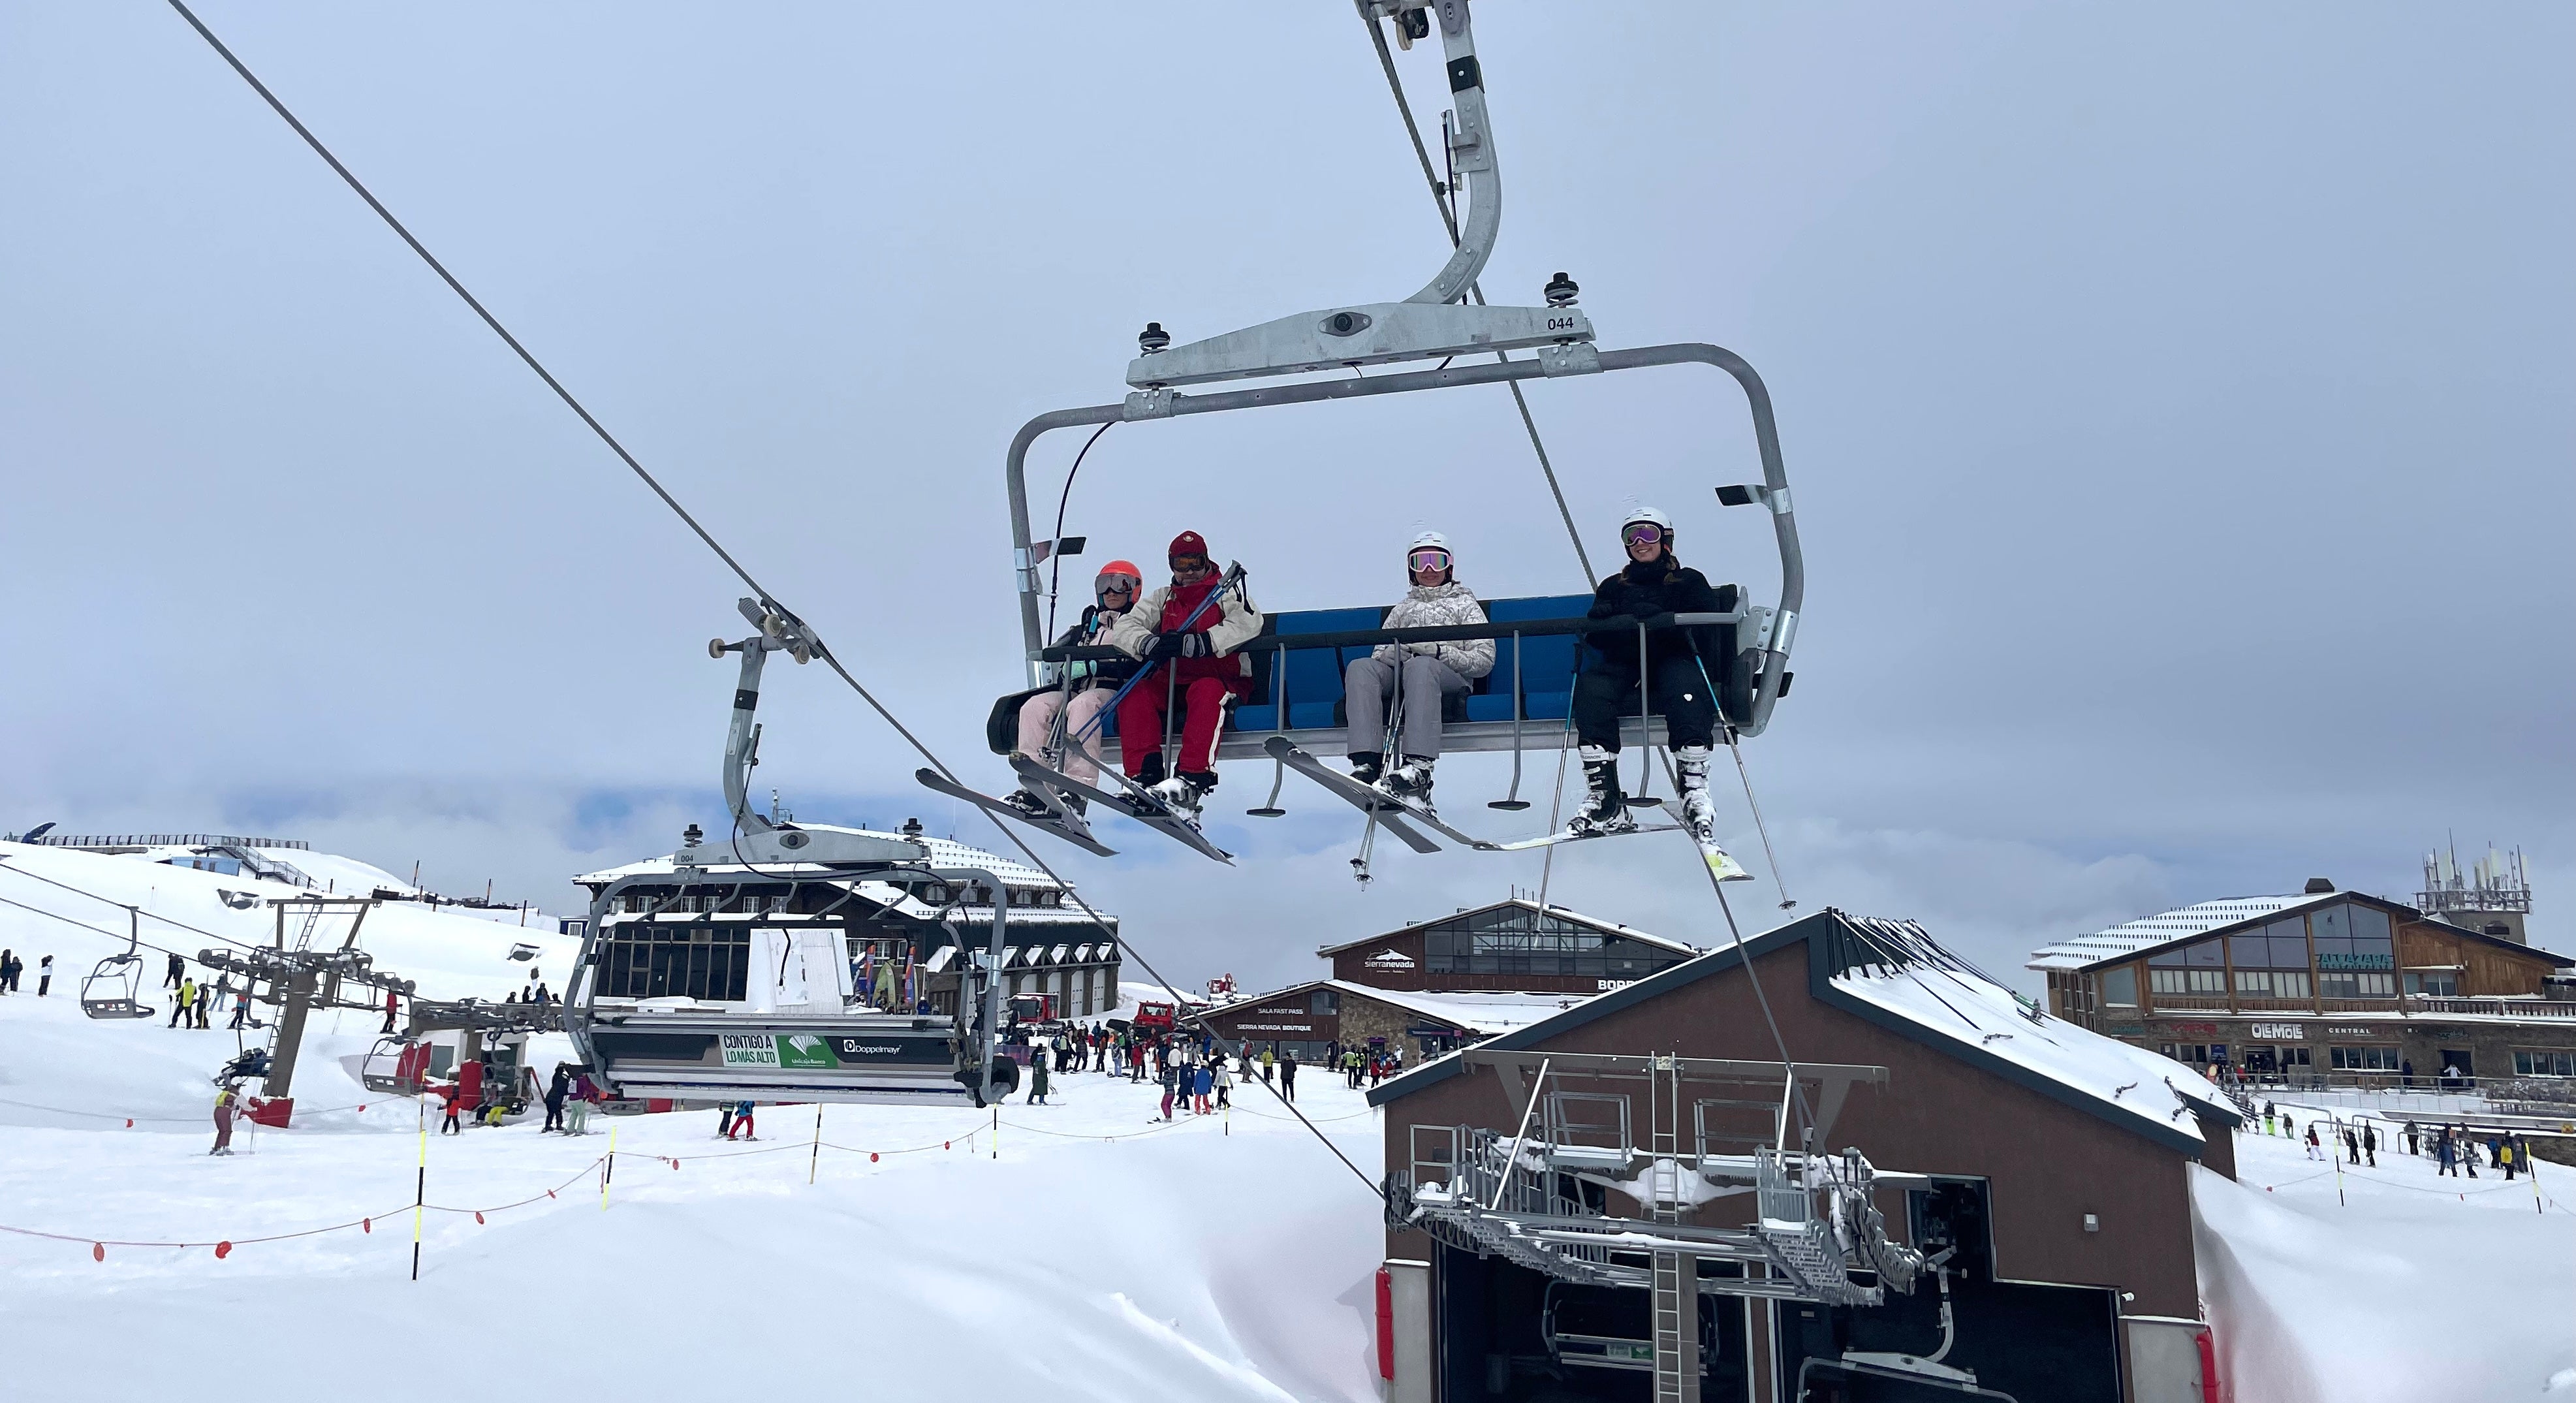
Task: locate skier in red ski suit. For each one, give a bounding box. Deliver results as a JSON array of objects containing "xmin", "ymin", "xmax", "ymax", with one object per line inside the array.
[{"xmin": 1105, "ymin": 531, "xmax": 1264, "ymax": 819}]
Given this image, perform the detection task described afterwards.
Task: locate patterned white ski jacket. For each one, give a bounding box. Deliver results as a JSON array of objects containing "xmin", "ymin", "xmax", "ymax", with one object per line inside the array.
[{"xmin": 1372, "ymin": 581, "xmax": 1494, "ymax": 679}]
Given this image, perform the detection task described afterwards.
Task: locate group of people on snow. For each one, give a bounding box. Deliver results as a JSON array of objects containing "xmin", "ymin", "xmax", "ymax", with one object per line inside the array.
[
  {"xmin": 999, "ymin": 507, "xmax": 1738, "ymax": 843},
  {"xmin": 2257, "ymin": 1099, "xmax": 2547, "ymax": 1182},
  {"xmin": 0, "ymin": 948, "xmax": 37, "ymax": 994}
]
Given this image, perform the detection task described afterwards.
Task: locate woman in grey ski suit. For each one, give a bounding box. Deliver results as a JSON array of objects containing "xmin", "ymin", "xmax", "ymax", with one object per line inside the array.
[{"xmin": 1345, "ymin": 531, "xmax": 1493, "ymax": 798}]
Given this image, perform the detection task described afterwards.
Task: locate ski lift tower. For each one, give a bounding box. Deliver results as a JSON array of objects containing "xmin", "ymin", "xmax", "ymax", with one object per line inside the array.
[{"xmin": 2417, "ymin": 840, "xmax": 2534, "ymax": 944}]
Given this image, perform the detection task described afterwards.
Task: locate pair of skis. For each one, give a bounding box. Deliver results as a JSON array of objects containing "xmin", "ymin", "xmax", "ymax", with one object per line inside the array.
[
  {"xmin": 1263, "ymin": 736, "xmax": 1751, "ymax": 881},
  {"xmin": 917, "ymin": 753, "xmax": 1232, "ymax": 864}
]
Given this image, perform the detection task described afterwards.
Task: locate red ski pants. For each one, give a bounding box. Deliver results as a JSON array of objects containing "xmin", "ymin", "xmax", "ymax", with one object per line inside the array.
[{"xmin": 1119, "ymin": 672, "xmax": 1236, "ymax": 775}]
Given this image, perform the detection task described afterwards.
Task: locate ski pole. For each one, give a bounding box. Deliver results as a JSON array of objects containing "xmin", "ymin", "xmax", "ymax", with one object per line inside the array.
[
  {"xmin": 1067, "ymin": 562, "xmax": 1246, "ymax": 746},
  {"xmin": 410, "ymin": 1094, "xmax": 426, "ymax": 1282},
  {"xmin": 809, "ymin": 1103, "xmax": 823, "ymax": 1186},
  {"xmin": 602, "ymin": 1124, "xmax": 616, "ymax": 1209}
]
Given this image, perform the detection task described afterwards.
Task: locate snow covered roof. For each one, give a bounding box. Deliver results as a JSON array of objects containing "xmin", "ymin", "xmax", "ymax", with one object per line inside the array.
[
  {"xmin": 1822, "ymin": 916, "xmax": 2237, "ymax": 1148},
  {"xmin": 1206, "ymin": 978, "xmax": 1587, "ymax": 1037},
  {"xmin": 2023, "ymin": 894, "xmax": 2315, "ymax": 971},
  {"xmin": 1322, "ymin": 980, "xmax": 1586, "ymax": 1035},
  {"xmin": 1370, "ymin": 908, "xmax": 2241, "ymax": 1158},
  {"xmin": 574, "ymin": 825, "xmax": 1057, "ymax": 890},
  {"xmin": 1316, "ymin": 898, "xmax": 1696, "ymax": 958}
]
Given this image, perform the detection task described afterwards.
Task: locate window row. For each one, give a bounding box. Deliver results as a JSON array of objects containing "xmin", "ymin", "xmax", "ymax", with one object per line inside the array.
[
  {"xmin": 2329, "ymin": 1045, "xmax": 2399, "ymax": 1071},
  {"xmin": 2513, "ymin": 1051, "xmax": 2576, "ymax": 1078},
  {"xmin": 598, "ymin": 928, "xmax": 753, "ymax": 1003},
  {"xmin": 1427, "ymin": 953, "xmax": 1668, "ymax": 977}
]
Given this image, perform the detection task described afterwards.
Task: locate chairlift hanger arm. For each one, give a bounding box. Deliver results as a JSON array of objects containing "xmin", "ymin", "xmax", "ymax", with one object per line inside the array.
[{"xmin": 1006, "ymin": 343, "xmax": 1803, "ymax": 733}]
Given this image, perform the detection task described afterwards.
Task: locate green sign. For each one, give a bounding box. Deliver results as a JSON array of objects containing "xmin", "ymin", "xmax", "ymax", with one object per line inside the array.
[
  {"xmin": 776, "ymin": 1033, "xmax": 838, "ymax": 1070},
  {"xmin": 718, "ymin": 1033, "xmax": 841, "ymax": 1069}
]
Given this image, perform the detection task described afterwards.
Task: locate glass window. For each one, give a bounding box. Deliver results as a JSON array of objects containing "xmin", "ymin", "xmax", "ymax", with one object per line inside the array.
[
  {"xmin": 2185, "ymin": 940, "xmax": 2225, "ymax": 968},
  {"xmin": 2405, "ymin": 972, "xmax": 2460, "ymax": 997},
  {"xmin": 2329, "ymin": 1045, "xmax": 2398, "ymax": 1072},
  {"xmin": 1310, "ymin": 989, "xmax": 1339, "ymax": 1015},
  {"xmin": 2101, "ymin": 967, "xmax": 2138, "ymax": 1007},
  {"xmin": 2235, "ymin": 970, "xmax": 2272, "ymax": 994},
  {"xmin": 2148, "ymin": 946, "xmax": 2190, "ymax": 968},
  {"xmin": 2227, "ymin": 934, "xmax": 2269, "ymax": 968},
  {"xmin": 2311, "ymin": 904, "xmax": 2351, "ymax": 956},
  {"xmin": 2272, "ymin": 971, "xmax": 2311, "ymax": 1000},
  {"xmin": 2515, "ymin": 1051, "xmax": 2576, "ymax": 1078}
]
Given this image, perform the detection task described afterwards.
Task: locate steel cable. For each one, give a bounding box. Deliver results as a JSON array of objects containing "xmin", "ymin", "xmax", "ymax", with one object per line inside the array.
[{"xmin": 161, "ymin": 1, "xmax": 1383, "ymax": 1203}]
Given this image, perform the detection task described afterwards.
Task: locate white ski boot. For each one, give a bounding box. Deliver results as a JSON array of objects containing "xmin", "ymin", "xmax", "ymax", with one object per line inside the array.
[
  {"xmin": 1673, "ymin": 746, "xmax": 1751, "ymax": 880},
  {"xmin": 1675, "ymin": 746, "xmax": 1718, "ymax": 843},
  {"xmin": 1150, "ymin": 770, "xmax": 1215, "ymax": 823},
  {"xmin": 1382, "ymin": 757, "xmax": 1436, "ymax": 814},
  {"xmin": 1567, "ymin": 750, "xmax": 1636, "ymax": 838}
]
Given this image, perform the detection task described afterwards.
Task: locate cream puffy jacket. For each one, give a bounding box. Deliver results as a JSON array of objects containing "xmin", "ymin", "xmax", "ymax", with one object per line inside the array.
[
  {"xmin": 1372, "ymin": 581, "xmax": 1494, "ymax": 679},
  {"xmin": 1106, "ymin": 580, "xmax": 1266, "ymax": 677}
]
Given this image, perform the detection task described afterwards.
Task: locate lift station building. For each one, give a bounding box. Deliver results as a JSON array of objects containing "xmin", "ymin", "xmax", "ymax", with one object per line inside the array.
[{"xmin": 1368, "ymin": 909, "xmax": 2238, "ymax": 1403}]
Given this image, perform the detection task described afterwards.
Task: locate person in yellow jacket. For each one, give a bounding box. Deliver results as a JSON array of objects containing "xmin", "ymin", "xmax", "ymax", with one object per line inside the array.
[
  {"xmin": 168, "ymin": 975, "xmax": 196, "ymax": 1028},
  {"xmin": 210, "ymin": 1082, "xmax": 240, "ymax": 1156}
]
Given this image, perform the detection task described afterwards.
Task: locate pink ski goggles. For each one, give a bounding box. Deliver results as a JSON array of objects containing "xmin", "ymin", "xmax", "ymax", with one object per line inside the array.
[
  {"xmin": 1622, "ymin": 522, "xmax": 1667, "ymax": 548},
  {"xmin": 1407, "ymin": 548, "xmax": 1453, "ymax": 574}
]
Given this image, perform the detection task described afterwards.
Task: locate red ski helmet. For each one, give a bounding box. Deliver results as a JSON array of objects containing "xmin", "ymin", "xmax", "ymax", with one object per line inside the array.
[{"xmin": 1094, "ymin": 561, "xmax": 1142, "ymax": 600}]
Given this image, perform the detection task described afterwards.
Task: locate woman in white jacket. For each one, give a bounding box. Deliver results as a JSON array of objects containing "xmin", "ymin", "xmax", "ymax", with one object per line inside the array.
[{"xmin": 1345, "ymin": 531, "xmax": 1494, "ymax": 808}]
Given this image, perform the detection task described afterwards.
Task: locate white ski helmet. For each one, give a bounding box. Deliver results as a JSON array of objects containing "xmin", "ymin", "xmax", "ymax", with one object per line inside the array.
[
  {"xmin": 1620, "ymin": 505, "xmax": 1674, "ymax": 535},
  {"xmin": 1406, "ymin": 529, "xmax": 1454, "ymax": 580}
]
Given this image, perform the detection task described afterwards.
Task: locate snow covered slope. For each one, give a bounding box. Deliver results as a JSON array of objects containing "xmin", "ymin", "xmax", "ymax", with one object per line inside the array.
[
  {"xmin": 0, "ymin": 974, "xmax": 1386, "ymax": 1403},
  {"xmin": 0, "ymin": 841, "xmax": 582, "ymax": 1003}
]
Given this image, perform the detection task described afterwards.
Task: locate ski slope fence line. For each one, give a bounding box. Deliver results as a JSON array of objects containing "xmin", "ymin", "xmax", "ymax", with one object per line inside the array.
[
  {"xmin": 0, "ymin": 1155, "xmax": 609, "ymax": 1260},
  {"xmin": 0, "ymin": 1094, "xmax": 382, "ymax": 1126},
  {"xmin": 0, "ymin": 1107, "xmax": 1323, "ymax": 1261}
]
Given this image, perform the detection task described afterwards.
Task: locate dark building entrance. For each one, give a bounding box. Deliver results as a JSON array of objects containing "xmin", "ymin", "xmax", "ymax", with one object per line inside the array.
[{"xmin": 1435, "ymin": 1246, "xmax": 1751, "ymax": 1401}]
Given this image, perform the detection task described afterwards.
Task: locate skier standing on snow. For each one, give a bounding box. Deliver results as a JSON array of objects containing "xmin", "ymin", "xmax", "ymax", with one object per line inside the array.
[
  {"xmin": 565, "ymin": 1072, "xmax": 595, "ymax": 1135},
  {"xmin": 193, "ymin": 979, "xmax": 212, "ymax": 1029},
  {"xmin": 1280, "ymin": 1050, "xmax": 1298, "ymax": 1103},
  {"xmin": 437, "ymin": 1080, "xmax": 464, "ymax": 1135},
  {"xmin": 543, "ymin": 1064, "xmax": 570, "ymax": 1133},
  {"xmin": 210, "ymin": 1080, "xmax": 240, "ymax": 1156},
  {"xmin": 36, "ymin": 953, "xmax": 52, "ymax": 997},
  {"xmin": 718, "ymin": 1103, "xmax": 736, "ymax": 1139},
  {"xmin": 169, "ymin": 975, "xmax": 196, "ymax": 1028},
  {"xmin": 166, "ymin": 952, "xmax": 185, "ymax": 990},
  {"xmin": 2361, "ymin": 1122, "xmax": 2377, "ymax": 1167},
  {"xmin": 1157, "ymin": 1062, "xmax": 1177, "ymax": 1122},
  {"xmin": 1007, "ymin": 560, "xmax": 1144, "ymax": 819},
  {"xmin": 1029, "ymin": 1053, "xmax": 1050, "ymax": 1106},
  {"xmin": 1342, "ymin": 531, "xmax": 1494, "ymax": 811},
  {"xmin": 1565, "ymin": 507, "xmax": 1732, "ymax": 843},
  {"xmin": 1213, "ymin": 1058, "xmax": 1232, "ymax": 1110},
  {"xmin": 1192, "ymin": 1061, "xmax": 1212, "ymax": 1115},
  {"xmin": 1105, "ymin": 531, "xmax": 1265, "ymax": 821},
  {"xmin": 728, "ymin": 1100, "xmax": 755, "ymax": 1141},
  {"xmin": 2302, "ymin": 1123, "xmax": 2321, "ymax": 1161}
]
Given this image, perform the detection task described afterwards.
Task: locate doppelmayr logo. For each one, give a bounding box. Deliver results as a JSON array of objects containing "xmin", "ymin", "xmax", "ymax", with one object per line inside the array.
[{"xmin": 837, "ymin": 1041, "xmax": 903, "ymax": 1056}]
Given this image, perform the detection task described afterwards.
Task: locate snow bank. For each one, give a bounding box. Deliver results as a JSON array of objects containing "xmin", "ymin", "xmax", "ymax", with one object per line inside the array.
[
  {"xmin": 2198, "ymin": 1124, "xmax": 2575, "ymax": 1400},
  {"xmin": 1, "ymin": 973, "xmax": 1387, "ymax": 1402}
]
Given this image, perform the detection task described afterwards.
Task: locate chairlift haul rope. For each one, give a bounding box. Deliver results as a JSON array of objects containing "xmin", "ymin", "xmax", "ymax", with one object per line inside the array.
[{"xmin": 157, "ymin": 0, "xmax": 1383, "ymax": 1201}]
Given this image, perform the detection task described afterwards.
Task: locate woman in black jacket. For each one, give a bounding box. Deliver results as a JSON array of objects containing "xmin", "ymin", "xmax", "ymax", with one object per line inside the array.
[{"xmin": 1568, "ymin": 507, "xmax": 1729, "ymax": 839}]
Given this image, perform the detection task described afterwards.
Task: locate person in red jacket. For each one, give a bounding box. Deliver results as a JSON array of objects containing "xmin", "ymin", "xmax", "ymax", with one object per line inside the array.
[{"xmin": 1105, "ymin": 531, "xmax": 1265, "ymax": 819}]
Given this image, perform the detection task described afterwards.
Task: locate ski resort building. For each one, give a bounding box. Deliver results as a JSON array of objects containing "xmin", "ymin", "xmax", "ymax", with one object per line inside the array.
[
  {"xmin": 1368, "ymin": 909, "xmax": 2239, "ymax": 1403},
  {"xmin": 1319, "ymin": 898, "xmax": 1702, "ymax": 998},
  {"xmin": 1197, "ymin": 980, "xmax": 1577, "ymax": 1066},
  {"xmin": 570, "ymin": 821, "xmax": 1120, "ymax": 1018},
  {"xmin": 2028, "ymin": 879, "xmax": 2575, "ymax": 1086}
]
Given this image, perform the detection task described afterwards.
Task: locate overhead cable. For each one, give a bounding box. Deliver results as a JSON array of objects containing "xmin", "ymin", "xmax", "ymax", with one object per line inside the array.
[{"xmin": 161, "ymin": 1, "xmax": 1382, "ymax": 1202}]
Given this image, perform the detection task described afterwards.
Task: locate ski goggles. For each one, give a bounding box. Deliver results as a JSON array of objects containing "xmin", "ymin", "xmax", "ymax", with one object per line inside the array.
[
  {"xmin": 1621, "ymin": 522, "xmax": 1667, "ymax": 548},
  {"xmin": 1095, "ymin": 577, "xmax": 1139, "ymax": 600},
  {"xmin": 1407, "ymin": 548, "xmax": 1453, "ymax": 575},
  {"xmin": 1169, "ymin": 554, "xmax": 1212, "ymax": 577}
]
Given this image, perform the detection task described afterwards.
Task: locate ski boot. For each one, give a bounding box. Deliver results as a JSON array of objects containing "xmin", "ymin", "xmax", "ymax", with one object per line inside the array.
[
  {"xmin": 1673, "ymin": 745, "xmax": 1751, "ymax": 879},
  {"xmin": 1002, "ymin": 788, "xmax": 1054, "ymax": 821},
  {"xmin": 1347, "ymin": 753, "xmax": 1383, "ymax": 787},
  {"xmin": 1674, "ymin": 746, "xmax": 1717, "ymax": 843},
  {"xmin": 1151, "ymin": 770, "xmax": 1217, "ymax": 823},
  {"xmin": 1567, "ymin": 749, "xmax": 1636, "ymax": 837},
  {"xmin": 1382, "ymin": 756, "xmax": 1436, "ymax": 813},
  {"xmin": 1131, "ymin": 749, "xmax": 1168, "ymax": 797}
]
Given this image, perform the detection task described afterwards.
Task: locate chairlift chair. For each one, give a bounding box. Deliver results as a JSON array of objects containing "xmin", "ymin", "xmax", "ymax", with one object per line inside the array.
[
  {"xmin": 78, "ymin": 907, "xmax": 157, "ymax": 1020},
  {"xmin": 989, "ymin": 0, "xmax": 1802, "ymax": 825},
  {"xmin": 559, "ymin": 603, "xmax": 1029, "ymax": 1110}
]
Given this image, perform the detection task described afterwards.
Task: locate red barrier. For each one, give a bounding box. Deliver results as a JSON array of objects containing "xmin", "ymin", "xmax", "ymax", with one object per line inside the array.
[
  {"xmin": 1375, "ymin": 1267, "xmax": 1394, "ymax": 1381},
  {"xmin": 247, "ymin": 1097, "xmax": 293, "ymax": 1129},
  {"xmin": 2196, "ymin": 1325, "xmax": 2220, "ymax": 1403}
]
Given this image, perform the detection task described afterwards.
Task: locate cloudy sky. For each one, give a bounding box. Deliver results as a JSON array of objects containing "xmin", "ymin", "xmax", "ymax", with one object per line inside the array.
[{"xmin": 4, "ymin": 3, "xmax": 2568, "ymax": 994}]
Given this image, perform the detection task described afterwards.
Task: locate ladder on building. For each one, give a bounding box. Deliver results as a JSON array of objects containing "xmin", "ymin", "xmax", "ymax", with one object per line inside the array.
[{"xmin": 1646, "ymin": 1053, "xmax": 1701, "ymax": 1403}]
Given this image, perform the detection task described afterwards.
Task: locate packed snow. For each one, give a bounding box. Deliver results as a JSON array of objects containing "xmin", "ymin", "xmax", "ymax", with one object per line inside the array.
[
  {"xmin": 6, "ymin": 845, "xmax": 2569, "ymax": 1400},
  {"xmin": 2199, "ymin": 1103, "xmax": 2575, "ymax": 1401}
]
